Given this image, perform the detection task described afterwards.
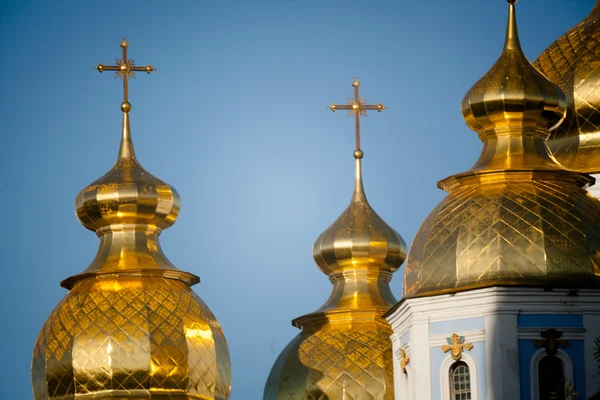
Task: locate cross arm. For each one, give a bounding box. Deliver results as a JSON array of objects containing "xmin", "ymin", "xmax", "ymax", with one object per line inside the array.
[
  {"xmin": 329, "ymin": 103, "xmax": 354, "ymax": 111},
  {"xmin": 362, "ymin": 104, "xmax": 386, "ymax": 112}
]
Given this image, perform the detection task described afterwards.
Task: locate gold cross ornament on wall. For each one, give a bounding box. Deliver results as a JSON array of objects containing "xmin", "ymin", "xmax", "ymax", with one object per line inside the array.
[
  {"xmin": 442, "ymin": 333, "xmax": 473, "ymax": 361},
  {"xmin": 399, "ymin": 348, "xmax": 410, "ymax": 375},
  {"xmin": 534, "ymin": 328, "xmax": 570, "ymax": 356},
  {"xmin": 328, "ymin": 78, "xmax": 386, "ymax": 159},
  {"xmin": 95, "ymin": 39, "xmax": 156, "ymax": 113}
]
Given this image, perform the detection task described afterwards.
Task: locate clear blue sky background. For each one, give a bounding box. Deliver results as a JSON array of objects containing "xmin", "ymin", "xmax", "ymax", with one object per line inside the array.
[{"xmin": 0, "ymin": 0, "xmax": 595, "ymax": 398}]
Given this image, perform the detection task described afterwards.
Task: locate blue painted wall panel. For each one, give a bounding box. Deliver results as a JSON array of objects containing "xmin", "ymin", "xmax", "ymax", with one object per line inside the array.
[
  {"xmin": 517, "ymin": 314, "xmax": 583, "ymax": 328},
  {"xmin": 518, "ymin": 339, "xmax": 586, "ymax": 400}
]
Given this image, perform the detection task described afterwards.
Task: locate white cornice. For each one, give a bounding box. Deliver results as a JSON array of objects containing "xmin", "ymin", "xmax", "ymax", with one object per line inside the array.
[{"xmin": 386, "ymin": 287, "xmax": 600, "ymax": 335}]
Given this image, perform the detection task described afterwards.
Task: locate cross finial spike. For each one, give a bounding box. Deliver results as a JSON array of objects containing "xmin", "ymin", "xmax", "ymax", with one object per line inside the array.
[
  {"xmin": 328, "ymin": 77, "xmax": 386, "ymax": 159},
  {"xmin": 95, "ymin": 39, "xmax": 156, "ymax": 112}
]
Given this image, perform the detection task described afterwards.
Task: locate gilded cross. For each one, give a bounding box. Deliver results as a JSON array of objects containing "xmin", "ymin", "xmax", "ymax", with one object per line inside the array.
[
  {"xmin": 329, "ymin": 78, "xmax": 386, "ymax": 159},
  {"xmin": 441, "ymin": 333, "xmax": 473, "ymax": 361},
  {"xmin": 534, "ymin": 328, "xmax": 569, "ymax": 356},
  {"xmin": 95, "ymin": 39, "xmax": 155, "ymax": 112},
  {"xmin": 398, "ymin": 348, "xmax": 410, "ymax": 374}
]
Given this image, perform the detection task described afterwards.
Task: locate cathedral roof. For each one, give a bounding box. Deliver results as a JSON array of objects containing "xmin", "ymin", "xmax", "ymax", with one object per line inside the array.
[
  {"xmin": 31, "ymin": 40, "xmax": 231, "ymax": 399},
  {"xmin": 534, "ymin": 1, "xmax": 600, "ymax": 173},
  {"xmin": 403, "ymin": 0, "xmax": 600, "ymax": 299},
  {"xmin": 264, "ymin": 78, "xmax": 406, "ymax": 399}
]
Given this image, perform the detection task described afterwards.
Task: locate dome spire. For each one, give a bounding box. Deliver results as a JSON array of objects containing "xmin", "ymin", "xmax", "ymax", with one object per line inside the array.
[
  {"xmin": 460, "ymin": 0, "xmax": 568, "ymax": 173},
  {"xmin": 264, "ymin": 78, "xmax": 405, "ymax": 399},
  {"xmin": 505, "ymin": 0, "xmax": 519, "ymax": 50},
  {"xmin": 310, "ymin": 78, "xmax": 405, "ymax": 316},
  {"xmin": 95, "ymin": 38, "xmax": 155, "ymax": 160},
  {"xmin": 32, "ymin": 40, "xmax": 232, "ymax": 400},
  {"xmin": 66, "ymin": 40, "xmax": 191, "ymax": 287}
]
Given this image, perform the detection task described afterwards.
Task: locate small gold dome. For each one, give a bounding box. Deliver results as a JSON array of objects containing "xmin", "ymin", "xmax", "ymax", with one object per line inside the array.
[
  {"xmin": 462, "ymin": 4, "xmax": 566, "ymax": 137},
  {"xmin": 312, "ymin": 158, "xmax": 406, "ymax": 279},
  {"xmin": 404, "ymin": 0, "xmax": 600, "ymax": 298},
  {"xmin": 535, "ymin": 2, "xmax": 600, "ymax": 173},
  {"xmin": 75, "ymin": 112, "xmax": 180, "ymax": 233}
]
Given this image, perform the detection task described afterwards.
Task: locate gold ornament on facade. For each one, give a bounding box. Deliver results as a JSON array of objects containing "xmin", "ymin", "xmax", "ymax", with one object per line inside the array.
[
  {"xmin": 264, "ymin": 78, "xmax": 406, "ymax": 400},
  {"xmin": 403, "ymin": 0, "xmax": 600, "ymax": 299},
  {"xmin": 534, "ymin": 328, "xmax": 569, "ymax": 356},
  {"xmin": 31, "ymin": 41, "xmax": 231, "ymax": 399},
  {"xmin": 441, "ymin": 333, "xmax": 473, "ymax": 361},
  {"xmin": 534, "ymin": 1, "xmax": 600, "ymax": 173},
  {"xmin": 399, "ymin": 348, "xmax": 410, "ymax": 375}
]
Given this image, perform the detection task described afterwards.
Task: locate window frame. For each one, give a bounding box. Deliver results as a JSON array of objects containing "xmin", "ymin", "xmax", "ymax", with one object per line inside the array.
[{"xmin": 441, "ymin": 353, "xmax": 478, "ymax": 400}]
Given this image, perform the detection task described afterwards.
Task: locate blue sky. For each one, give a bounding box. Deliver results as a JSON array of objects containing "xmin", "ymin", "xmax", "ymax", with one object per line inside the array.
[{"xmin": 0, "ymin": 0, "xmax": 595, "ymax": 398}]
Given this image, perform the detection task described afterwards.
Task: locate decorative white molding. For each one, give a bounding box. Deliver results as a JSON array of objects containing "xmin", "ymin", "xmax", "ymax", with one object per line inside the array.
[
  {"xmin": 518, "ymin": 327, "xmax": 586, "ymax": 341},
  {"xmin": 530, "ymin": 348, "xmax": 574, "ymax": 400},
  {"xmin": 440, "ymin": 352, "xmax": 479, "ymax": 400},
  {"xmin": 387, "ymin": 287, "xmax": 600, "ymax": 337},
  {"xmin": 429, "ymin": 330, "xmax": 485, "ymax": 347}
]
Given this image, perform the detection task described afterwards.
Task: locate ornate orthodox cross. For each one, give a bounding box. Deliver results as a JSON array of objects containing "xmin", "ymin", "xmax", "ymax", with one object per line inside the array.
[
  {"xmin": 95, "ymin": 39, "xmax": 155, "ymax": 112},
  {"xmin": 398, "ymin": 348, "xmax": 410, "ymax": 374},
  {"xmin": 534, "ymin": 328, "xmax": 569, "ymax": 356},
  {"xmin": 329, "ymin": 78, "xmax": 386, "ymax": 158},
  {"xmin": 442, "ymin": 333, "xmax": 473, "ymax": 361}
]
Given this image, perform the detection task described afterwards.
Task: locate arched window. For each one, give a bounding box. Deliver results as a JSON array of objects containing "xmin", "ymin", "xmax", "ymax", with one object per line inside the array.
[
  {"xmin": 530, "ymin": 349, "xmax": 573, "ymax": 400},
  {"xmin": 450, "ymin": 361, "xmax": 472, "ymax": 400},
  {"xmin": 538, "ymin": 355, "xmax": 565, "ymax": 400}
]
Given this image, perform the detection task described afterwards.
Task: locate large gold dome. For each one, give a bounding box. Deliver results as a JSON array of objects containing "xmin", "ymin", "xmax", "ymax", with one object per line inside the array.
[
  {"xmin": 534, "ymin": 2, "xmax": 600, "ymax": 172},
  {"xmin": 264, "ymin": 320, "xmax": 394, "ymax": 400},
  {"xmin": 404, "ymin": 0, "xmax": 600, "ymax": 298},
  {"xmin": 32, "ymin": 41, "xmax": 231, "ymax": 399},
  {"xmin": 32, "ymin": 277, "xmax": 230, "ymax": 399}
]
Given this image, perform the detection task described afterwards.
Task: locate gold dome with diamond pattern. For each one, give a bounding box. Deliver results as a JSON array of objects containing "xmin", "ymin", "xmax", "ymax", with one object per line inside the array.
[
  {"xmin": 404, "ymin": 0, "xmax": 600, "ymax": 298},
  {"xmin": 31, "ymin": 41, "xmax": 231, "ymax": 400},
  {"xmin": 264, "ymin": 79, "xmax": 406, "ymax": 399},
  {"xmin": 534, "ymin": 1, "xmax": 600, "ymax": 173}
]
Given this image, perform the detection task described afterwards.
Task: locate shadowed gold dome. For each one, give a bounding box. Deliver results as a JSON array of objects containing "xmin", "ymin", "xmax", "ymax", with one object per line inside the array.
[
  {"xmin": 265, "ymin": 78, "xmax": 406, "ymax": 400},
  {"xmin": 31, "ymin": 41, "xmax": 231, "ymax": 400},
  {"xmin": 404, "ymin": 0, "xmax": 600, "ymax": 299},
  {"xmin": 534, "ymin": 1, "xmax": 600, "ymax": 173}
]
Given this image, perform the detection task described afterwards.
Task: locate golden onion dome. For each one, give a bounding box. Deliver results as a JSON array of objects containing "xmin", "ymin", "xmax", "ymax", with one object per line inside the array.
[
  {"xmin": 534, "ymin": 1, "xmax": 600, "ymax": 173},
  {"xmin": 32, "ymin": 41, "xmax": 231, "ymax": 400},
  {"xmin": 312, "ymin": 156, "xmax": 406, "ymax": 279},
  {"xmin": 403, "ymin": 0, "xmax": 600, "ymax": 299},
  {"xmin": 265, "ymin": 78, "xmax": 405, "ymax": 399},
  {"xmin": 75, "ymin": 111, "xmax": 180, "ymax": 233}
]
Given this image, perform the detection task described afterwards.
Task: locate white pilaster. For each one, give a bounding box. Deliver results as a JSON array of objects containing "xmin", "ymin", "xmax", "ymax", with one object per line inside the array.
[
  {"xmin": 391, "ymin": 333, "xmax": 404, "ymax": 398},
  {"xmin": 485, "ymin": 312, "xmax": 520, "ymax": 400},
  {"xmin": 410, "ymin": 315, "xmax": 431, "ymax": 400}
]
